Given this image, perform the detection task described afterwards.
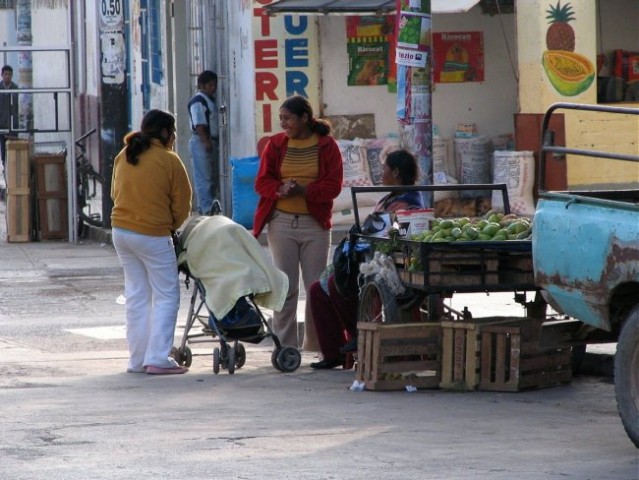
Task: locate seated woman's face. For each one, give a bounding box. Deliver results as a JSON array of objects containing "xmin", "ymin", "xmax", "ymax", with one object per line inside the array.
[{"xmin": 381, "ymin": 162, "xmax": 400, "ymax": 185}]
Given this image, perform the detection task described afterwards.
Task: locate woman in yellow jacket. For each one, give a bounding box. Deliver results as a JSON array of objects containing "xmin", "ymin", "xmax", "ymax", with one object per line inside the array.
[{"xmin": 111, "ymin": 109, "xmax": 192, "ymax": 374}]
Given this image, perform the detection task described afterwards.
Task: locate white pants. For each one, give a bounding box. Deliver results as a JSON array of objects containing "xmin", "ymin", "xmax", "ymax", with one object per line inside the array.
[{"xmin": 112, "ymin": 228, "xmax": 181, "ymax": 369}]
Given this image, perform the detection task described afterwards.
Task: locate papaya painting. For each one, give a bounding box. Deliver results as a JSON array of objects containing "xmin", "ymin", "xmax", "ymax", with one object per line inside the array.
[{"xmin": 542, "ymin": 1, "xmax": 595, "ymax": 96}]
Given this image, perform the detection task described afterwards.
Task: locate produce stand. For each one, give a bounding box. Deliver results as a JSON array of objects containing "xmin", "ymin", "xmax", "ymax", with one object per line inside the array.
[{"xmin": 348, "ymin": 184, "xmax": 571, "ymax": 392}]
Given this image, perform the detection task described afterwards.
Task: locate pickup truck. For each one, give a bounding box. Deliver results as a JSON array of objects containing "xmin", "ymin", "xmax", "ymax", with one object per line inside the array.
[{"xmin": 532, "ymin": 103, "xmax": 639, "ymax": 447}]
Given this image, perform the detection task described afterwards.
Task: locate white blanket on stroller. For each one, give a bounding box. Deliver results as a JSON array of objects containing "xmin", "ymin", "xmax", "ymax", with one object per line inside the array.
[{"xmin": 180, "ymin": 215, "xmax": 288, "ymax": 319}]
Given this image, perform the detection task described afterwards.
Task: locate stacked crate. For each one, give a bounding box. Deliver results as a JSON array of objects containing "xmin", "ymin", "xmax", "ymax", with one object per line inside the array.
[
  {"xmin": 479, "ymin": 321, "xmax": 572, "ymax": 391},
  {"xmin": 5, "ymin": 139, "xmax": 32, "ymax": 242},
  {"xmin": 439, "ymin": 317, "xmax": 520, "ymax": 390},
  {"xmin": 356, "ymin": 322, "xmax": 442, "ymax": 391},
  {"xmin": 34, "ymin": 153, "xmax": 68, "ymax": 240}
]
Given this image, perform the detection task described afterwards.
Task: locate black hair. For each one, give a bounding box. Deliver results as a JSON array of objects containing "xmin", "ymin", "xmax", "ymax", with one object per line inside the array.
[
  {"xmin": 123, "ymin": 109, "xmax": 176, "ymax": 166},
  {"xmin": 2, "ymin": 65, "xmax": 13, "ymax": 74},
  {"xmin": 197, "ymin": 70, "xmax": 218, "ymax": 88},
  {"xmin": 386, "ymin": 149, "xmax": 419, "ymax": 185},
  {"xmin": 280, "ymin": 95, "xmax": 332, "ymax": 136}
]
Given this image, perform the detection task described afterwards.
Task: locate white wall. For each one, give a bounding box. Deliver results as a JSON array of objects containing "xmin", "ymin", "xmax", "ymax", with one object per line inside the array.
[
  {"xmin": 227, "ymin": 1, "xmax": 257, "ymax": 160},
  {"xmin": 319, "ymin": 7, "xmax": 519, "ymax": 142}
]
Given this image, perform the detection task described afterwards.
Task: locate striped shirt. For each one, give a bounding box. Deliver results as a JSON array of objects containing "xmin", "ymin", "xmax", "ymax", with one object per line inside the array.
[{"xmin": 276, "ymin": 134, "xmax": 319, "ymax": 214}]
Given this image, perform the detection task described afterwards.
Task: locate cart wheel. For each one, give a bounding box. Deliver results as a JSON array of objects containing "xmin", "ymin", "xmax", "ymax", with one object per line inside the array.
[
  {"xmin": 236, "ymin": 343, "xmax": 246, "ymax": 369},
  {"xmin": 271, "ymin": 348, "xmax": 284, "ymax": 372},
  {"xmin": 213, "ymin": 347, "xmax": 221, "ymax": 374},
  {"xmin": 171, "ymin": 346, "xmax": 192, "ymax": 367},
  {"xmin": 227, "ymin": 346, "xmax": 236, "ymax": 375},
  {"xmin": 358, "ymin": 279, "xmax": 399, "ymax": 323},
  {"xmin": 614, "ymin": 305, "xmax": 639, "ymax": 448},
  {"xmin": 277, "ymin": 346, "xmax": 301, "ymax": 372}
]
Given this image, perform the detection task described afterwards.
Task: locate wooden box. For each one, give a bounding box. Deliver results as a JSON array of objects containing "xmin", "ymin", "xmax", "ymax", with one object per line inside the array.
[
  {"xmin": 34, "ymin": 154, "xmax": 68, "ymax": 240},
  {"xmin": 5, "ymin": 140, "xmax": 32, "ymax": 243},
  {"xmin": 440, "ymin": 317, "xmax": 524, "ymax": 391},
  {"xmin": 479, "ymin": 321, "xmax": 572, "ymax": 392},
  {"xmin": 356, "ymin": 322, "xmax": 442, "ymax": 391}
]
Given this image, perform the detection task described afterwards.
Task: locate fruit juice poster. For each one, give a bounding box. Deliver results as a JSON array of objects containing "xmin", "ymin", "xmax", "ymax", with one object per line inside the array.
[
  {"xmin": 346, "ymin": 17, "xmax": 395, "ymax": 88},
  {"xmin": 433, "ymin": 32, "xmax": 484, "ymax": 83}
]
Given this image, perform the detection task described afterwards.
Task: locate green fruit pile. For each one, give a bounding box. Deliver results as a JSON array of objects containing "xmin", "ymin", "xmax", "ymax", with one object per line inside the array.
[{"xmin": 410, "ymin": 211, "xmax": 533, "ymax": 243}]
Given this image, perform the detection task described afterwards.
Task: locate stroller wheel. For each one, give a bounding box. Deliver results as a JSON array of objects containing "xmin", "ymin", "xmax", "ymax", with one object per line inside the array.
[
  {"xmin": 171, "ymin": 346, "xmax": 192, "ymax": 367},
  {"xmin": 271, "ymin": 349, "xmax": 284, "ymax": 372},
  {"xmin": 227, "ymin": 346, "xmax": 236, "ymax": 375},
  {"xmin": 213, "ymin": 347, "xmax": 221, "ymax": 374},
  {"xmin": 273, "ymin": 346, "xmax": 301, "ymax": 373},
  {"xmin": 236, "ymin": 343, "xmax": 246, "ymax": 369}
]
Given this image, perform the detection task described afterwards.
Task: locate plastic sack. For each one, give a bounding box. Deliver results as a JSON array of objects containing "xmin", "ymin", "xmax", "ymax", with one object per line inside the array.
[{"xmin": 231, "ymin": 156, "xmax": 259, "ymax": 229}]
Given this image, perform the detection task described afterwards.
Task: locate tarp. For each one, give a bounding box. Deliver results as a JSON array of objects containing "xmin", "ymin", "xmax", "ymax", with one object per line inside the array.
[{"xmin": 263, "ymin": 0, "xmax": 481, "ymax": 15}]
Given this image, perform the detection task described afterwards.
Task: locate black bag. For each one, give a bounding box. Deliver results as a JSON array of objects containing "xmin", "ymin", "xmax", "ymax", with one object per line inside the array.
[
  {"xmin": 210, "ymin": 296, "xmax": 263, "ymax": 339},
  {"xmin": 332, "ymin": 225, "xmax": 369, "ymax": 298}
]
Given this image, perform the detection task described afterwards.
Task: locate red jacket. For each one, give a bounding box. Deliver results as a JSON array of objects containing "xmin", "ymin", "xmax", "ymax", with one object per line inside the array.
[{"xmin": 253, "ymin": 132, "xmax": 343, "ymax": 237}]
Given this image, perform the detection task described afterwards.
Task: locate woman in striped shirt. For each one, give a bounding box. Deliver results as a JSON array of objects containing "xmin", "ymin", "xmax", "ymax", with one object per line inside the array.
[{"xmin": 254, "ymin": 96, "xmax": 343, "ymax": 354}]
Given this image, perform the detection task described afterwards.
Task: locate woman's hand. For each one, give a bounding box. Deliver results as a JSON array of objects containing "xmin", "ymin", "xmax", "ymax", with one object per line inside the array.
[{"xmin": 277, "ymin": 179, "xmax": 297, "ymax": 198}]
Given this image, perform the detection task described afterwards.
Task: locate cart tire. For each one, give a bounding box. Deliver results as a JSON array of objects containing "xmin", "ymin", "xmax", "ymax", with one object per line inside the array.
[
  {"xmin": 171, "ymin": 346, "xmax": 192, "ymax": 367},
  {"xmin": 236, "ymin": 343, "xmax": 246, "ymax": 369},
  {"xmin": 213, "ymin": 347, "xmax": 221, "ymax": 374},
  {"xmin": 614, "ymin": 305, "xmax": 639, "ymax": 448},
  {"xmin": 277, "ymin": 346, "xmax": 301, "ymax": 372},
  {"xmin": 227, "ymin": 346, "xmax": 236, "ymax": 374},
  {"xmin": 358, "ymin": 279, "xmax": 399, "ymax": 323},
  {"xmin": 271, "ymin": 348, "xmax": 284, "ymax": 372}
]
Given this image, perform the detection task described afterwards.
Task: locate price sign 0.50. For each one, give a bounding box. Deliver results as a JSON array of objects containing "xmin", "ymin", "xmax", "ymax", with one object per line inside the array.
[{"xmin": 100, "ymin": 0, "xmax": 123, "ymax": 30}]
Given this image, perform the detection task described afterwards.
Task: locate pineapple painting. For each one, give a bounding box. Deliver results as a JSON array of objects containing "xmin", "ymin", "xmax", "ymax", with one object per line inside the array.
[
  {"xmin": 542, "ymin": 1, "xmax": 594, "ymax": 96},
  {"xmin": 545, "ymin": 1, "xmax": 576, "ymax": 52}
]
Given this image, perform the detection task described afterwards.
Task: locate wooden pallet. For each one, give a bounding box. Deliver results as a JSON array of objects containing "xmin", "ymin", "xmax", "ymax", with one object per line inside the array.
[
  {"xmin": 356, "ymin": 322, "xmax": 442, "ymax": 391},
  {"xmin": 479, "ymin": 322, "xmax": 572, "ymax": 392},
  {"xmin": 5, "ymin": 140, "xmax": 32, "ymax": 243},
  {"xmin": 34, "ymin": 154, "xmax": 68, "ymax": 240}
]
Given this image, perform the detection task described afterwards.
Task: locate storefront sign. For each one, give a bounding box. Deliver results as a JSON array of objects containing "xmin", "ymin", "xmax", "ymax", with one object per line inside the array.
[
  {"xmin": 253, "ymin": 1, "xmax": 320, "ymax": 154},
  {"xmin": 433, "ymin": 31, "xmax": 484, "ymax": 83}
]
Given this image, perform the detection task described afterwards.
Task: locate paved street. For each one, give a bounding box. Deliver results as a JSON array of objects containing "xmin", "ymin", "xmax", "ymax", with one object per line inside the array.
[{"xmin": 0, "ymin": 198, "xmax": 637, "ymax": 479}]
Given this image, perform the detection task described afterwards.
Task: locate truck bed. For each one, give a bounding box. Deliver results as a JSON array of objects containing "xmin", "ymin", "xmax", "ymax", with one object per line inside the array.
[{"xmin": 532, "ymin": 190, "xmax": 639, "ymax": 331}]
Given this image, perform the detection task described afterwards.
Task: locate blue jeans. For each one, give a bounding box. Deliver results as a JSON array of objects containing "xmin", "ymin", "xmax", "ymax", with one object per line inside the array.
[{"xmin": 188, "ymin": 134, "xmax": 219, "ymax": 214}]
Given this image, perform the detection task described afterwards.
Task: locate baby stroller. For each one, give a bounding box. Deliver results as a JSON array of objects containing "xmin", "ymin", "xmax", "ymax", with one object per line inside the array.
[{"xmin": 171, "ymin": 209, "xmax": 301, "ymax": 374}]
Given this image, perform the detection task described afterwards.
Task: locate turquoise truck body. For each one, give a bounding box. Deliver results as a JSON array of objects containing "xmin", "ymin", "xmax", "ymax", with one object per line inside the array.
[
  {"xmin": 533, "ymin": 192, "xmax": 639, "ymax": 332},
  {"xmin": 531, "ymin": 102, "xmax": 639, "ymax": 447}
]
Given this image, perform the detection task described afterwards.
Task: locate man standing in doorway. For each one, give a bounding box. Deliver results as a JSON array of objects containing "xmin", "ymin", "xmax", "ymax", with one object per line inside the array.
[
  {"xmin": 188, "ymin": 70, "xmax": 219, "ymax": 215},
  {"xmin": 0, "ymin": 65, "xmax": 19, "ymax": 174}
]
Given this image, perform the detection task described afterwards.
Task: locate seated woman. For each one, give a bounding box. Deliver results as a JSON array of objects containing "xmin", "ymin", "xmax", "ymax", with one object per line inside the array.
[{"xmin": 308, "ymin": 149, "xmax": 424, "ymax": 369}]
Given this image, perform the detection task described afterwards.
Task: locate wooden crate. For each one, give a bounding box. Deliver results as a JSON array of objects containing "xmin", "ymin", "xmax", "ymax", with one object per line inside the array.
[
  {"xmin": 5, "ymin": 140, "xmax": 32, "ymax": 243},
  {"xmin": 479, "ymin": 321, "xmax": 572, "ymax": 392},
  {"xmin": 498, "ymin": 255, "xmax": 535, "ymax": 286},
  {"xmin": 356, "ymin": 322, "xmax": 442, "ymax": 391},
  {"xmin": 440, "ymin": 317, "xmax": 525, "ymax": 391},
  {"xmin": 399, "ymin": 253, "xmax": 499, "ymax": 288},
  {"xmin": 6, "ymin": 191, "xmax": 31, "ymax": 242},
  {"xmin": 34, "ymin": 154, "xmax": 68, "ymax": 240}
]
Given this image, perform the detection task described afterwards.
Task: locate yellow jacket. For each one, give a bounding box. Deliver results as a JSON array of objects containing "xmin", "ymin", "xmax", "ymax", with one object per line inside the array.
[{"xmin": 111, "ymin": 138, "xmax": 192, "ymax": 236}]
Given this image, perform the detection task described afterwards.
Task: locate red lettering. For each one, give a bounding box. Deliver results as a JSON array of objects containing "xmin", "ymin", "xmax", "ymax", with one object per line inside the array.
[
  {"xmin": 255, "ymin": 72, "xmax": 278, "ymax": 101},
  {"xmin": 255, "ymin": 40, "xmax": 278, "ymax": 69},
  {"xmin": 263, "ymin": 103, "xmax": 272, "ymax": 132},
  {"xmin": 253, "ymin": 8, "xmax": 271, "ymax": 36}
]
